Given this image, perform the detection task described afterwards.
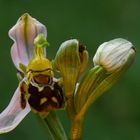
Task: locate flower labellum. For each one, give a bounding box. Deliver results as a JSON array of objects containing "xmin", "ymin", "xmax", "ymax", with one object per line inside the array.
[{"xmin": 93, "ymin": 38, "xmax": 135, "ymax": 73}]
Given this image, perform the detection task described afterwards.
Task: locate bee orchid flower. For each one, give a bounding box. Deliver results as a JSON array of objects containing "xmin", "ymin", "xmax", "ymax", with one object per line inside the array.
[{"xmin": 0, "ymin": 13, "xmax": 64, "ymax": 134}]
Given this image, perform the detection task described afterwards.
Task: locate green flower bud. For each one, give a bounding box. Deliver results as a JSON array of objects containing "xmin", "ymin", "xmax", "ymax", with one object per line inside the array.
[{"xmin": 53, "ymin": 39, "xmax": 88, "ymax": 96}]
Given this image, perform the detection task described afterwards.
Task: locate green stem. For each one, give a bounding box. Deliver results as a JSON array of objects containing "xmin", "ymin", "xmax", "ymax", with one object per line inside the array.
[
  {"xmin": 69, "ymin": 116, "xmax": 84, "ymax": 140},
  {"xmin": 37, "ymin": 111, "xmax": 68, "ymax": 140}
]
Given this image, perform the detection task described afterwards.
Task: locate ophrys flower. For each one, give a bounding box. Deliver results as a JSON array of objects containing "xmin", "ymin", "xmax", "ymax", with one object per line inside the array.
[{"xmin": 0, "ymin": 13, "xmax": 65, "ymax": 134}]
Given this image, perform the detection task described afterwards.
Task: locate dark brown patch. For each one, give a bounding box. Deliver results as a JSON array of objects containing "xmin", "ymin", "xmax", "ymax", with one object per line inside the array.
[
  {"xmin": 27, "ymin": 82, "xmax": 65, "ymax": 112},
  {"xmin": 20, "ymin": 81, "xmax": 27, "ymax": 109},
  {"xmin": 79, "ymin": 44, "xmax": 86, "ymax": 53},
  {"xmin": 21, "ymin": 93, "xmax": 26, "ymax": 109},
  {"xmin": 33, "ymin": 74, "xmax": 53, "ymax": 85},
  {"xmin": 132, "ymin": 46, "xmax": 136, "ymax": 52}
]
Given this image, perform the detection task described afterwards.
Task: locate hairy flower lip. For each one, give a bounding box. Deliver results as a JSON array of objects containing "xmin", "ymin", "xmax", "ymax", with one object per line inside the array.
[{"xmin": 93, "ymin": 38, "xmax": 136, "ymax": 73}]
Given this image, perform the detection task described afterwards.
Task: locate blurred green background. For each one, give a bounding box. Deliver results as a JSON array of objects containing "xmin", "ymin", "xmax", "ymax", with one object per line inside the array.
[{"xmin": 0, "ymin": 0, "xmax": 140, "ymax": 139}]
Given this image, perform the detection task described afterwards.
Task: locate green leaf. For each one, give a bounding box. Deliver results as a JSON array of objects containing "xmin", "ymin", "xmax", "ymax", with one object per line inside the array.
[
  {"xmin": 78, "ymin": 63, "xmax": 131, "ymax": 117},
  {"xmin": 80, "ymin": 70, "xmax": 122, "ymax": 116},
  {"xmin": 75, "ymin": 65, "xmax": 108, "ymax": 113}
]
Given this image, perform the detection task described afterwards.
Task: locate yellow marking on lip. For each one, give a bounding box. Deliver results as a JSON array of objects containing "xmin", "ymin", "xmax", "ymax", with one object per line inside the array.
[
  {"xmin": 51, "ymin": 97, "xmax": 58, "ymax": 103},
  {"xmin": 40, "ymin": 97, "xmax": 47, "ymax": 105}
]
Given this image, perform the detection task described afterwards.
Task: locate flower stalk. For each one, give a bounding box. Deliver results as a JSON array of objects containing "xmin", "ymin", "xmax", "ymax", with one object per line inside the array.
[
  {"xmin": 37, "ymin": 111, "xmax": 68, "ymax": 140},
  {"xmin": 70, "ymin": 115, "xmax": 84, "ymax": 140}
]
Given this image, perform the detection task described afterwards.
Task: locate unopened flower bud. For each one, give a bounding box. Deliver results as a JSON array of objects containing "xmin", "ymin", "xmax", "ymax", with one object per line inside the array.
[
  {"xmin": 54, "ymin": 39, "xmax": 88, "ymax": 96},
  {"xmin": 93, "ymin": 38, "xmax": 135, "ymax": 73}
]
